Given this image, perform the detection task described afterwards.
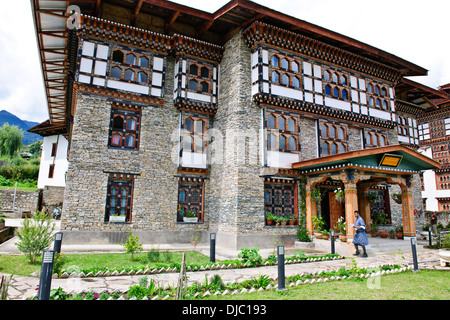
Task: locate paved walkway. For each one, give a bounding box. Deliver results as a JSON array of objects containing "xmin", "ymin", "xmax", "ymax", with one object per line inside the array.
[{"xmin": 2, "ymin": 238, "xmax": 445, "ymax": 300}]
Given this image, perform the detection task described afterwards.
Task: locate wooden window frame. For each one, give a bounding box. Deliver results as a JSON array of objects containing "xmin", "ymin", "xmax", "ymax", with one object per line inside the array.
[
  {"xmin": 105, "ymin": 176, "xmax": 134, "ymax": 223},
  {"xmin": 319, "ymin": 121, "xmax": 348, "ymax": 156},
  {"xmin": 264, "ymin": 181, "xmax": 298, "ymax": 226},
  {"xmin": 323, "ymin": 68, "xmax": 350, "ymax": 101},
  {"xmin": 266, "ymin": 111, "xmax": 300, "ymax": 153},
  {"xmin": 108, "ymin": 107, "xmax": 141, "ymax": 150},
  {"xmin": 177, "ymin": 181, "xmax": 204, "ymax": 223}
]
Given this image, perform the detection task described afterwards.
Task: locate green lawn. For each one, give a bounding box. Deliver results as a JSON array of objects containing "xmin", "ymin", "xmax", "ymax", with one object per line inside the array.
[
  {"xmin": 203, "ymin": 270, "xmax": 450, "ymax": 300},
  {"xmin": 0, "ymin": 251, "xmax": 211, "ymax": 276}
]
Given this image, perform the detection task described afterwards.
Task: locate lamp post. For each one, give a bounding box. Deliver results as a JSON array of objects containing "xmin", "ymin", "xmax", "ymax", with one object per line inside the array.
[
  {"xmin": 330, "ymin": 229, "xmax": 335, "ymax": 254},
  {"xmin": 277, "ymin": 245, "xmax": 286, "ymax": 291},
  {"xmin": 410, "ymin": 237, "xmax": 419, "ymax": 272},
  {"xmin": 210, "ymin": 233, "xmax": 216, "ymax": 263},
  {"xmin": 38, "ymin": 250, "xmax": 55, "ymax": 300},
  {"xmin": 53, "ymin": 232, "xmax": 63, "ymax": 254}
]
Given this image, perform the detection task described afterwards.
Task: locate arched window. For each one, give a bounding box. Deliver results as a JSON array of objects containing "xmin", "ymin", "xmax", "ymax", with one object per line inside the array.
[
  {"xmin": 137, "ymin": 71, "xmax": 147, "ymax": 83},
  {"xmin": 340, "ymin": 75, "xmax": 347, "ymax": 85},
  {"xmin": 278, "ymin": 116, "xmax": 286, "ymax": 131},
  {"xmin": 382, "ymin": 100, "xmax": 388, "ymax": 110},
  {"xmin": 268, "ymin": 114, "xmax": 276, "ymax": 129},
  {"xmin": 183, "ymin": 135, "xmax": 193, "ymax": 151},
  {"xmin": 185, "ymin": 118, "xmax": 194, "ymax": 131},
  {"xmin": 124, "ymin": 69, "xmax": 134, "ymax": 81},
  {"xmin": 201, "ymin": 66, "xmax": 209, "ymax": 78},
  {"xmin": 292, "ymin": 77, "xmax": 300, "ymax": 89},
  {"xmin": 125, "ymin": 134, "xmax": 135, "ymax": 148},
  {"xmin": 126, "ymin": 117, "xmax": 136, "ymax": 131},
  {"xmin": 330, "ymin": 142, "xmax": 337, "ymax": 155},
  {"xmin": 189, "ymin": 79, "xmax": 198, "ymax": 91},
  {"xmin": 381, "ymin": 88, "xmax": 387, "ymax": 97},
  {"xmin": 324, "ymin": 71, "xmax": 331, "ymax": 81},
  {"xmin": 111, "ymin": 66, "xmax": 122, "ymax": 79},
  {"xmin": 375, "ymin": 98, "xmax": 381, "ymax": 108},
  {"xmin": 333, "ymin": 87, "xmax": 340, "ymax": 98},
  {"xmin": 126, "ymin": 53, "xmax": 136, "ymax": 65},
  {"xmin": 291, "ymin": 61, "xmax": 299, "ymax": 72},
  {"xmin": 288, "ymin": 118, "xmax": 296, "ymax": 132},
  {"xmin": 341, "ymin": 89, "xmax": 348, "ymax": 100},
  {"xmin": 332, "ymin": 73, "xmax": 338, "ymax": 84},
  {"xmin": 112, "ymin": 50, "xmax": 124, "ymax": 63},
  {"xmin": 281, "ymin": 58, "xmax": 289, "ymax": 69},
  {"xmin": 264, "ymin": 190, "xmax": 271, "ymax": 204},
  {"xmin": 139, "ymin": 56, "xmax": 149, "ymax": 68},
  {"xmin": 288, "ymin": 136, "xmax": 297, "ymax": 150},
  {"xmin": 195, "ymin": 119, "xmax": 205, "ymax": 134},
  {"xmin": 272, "ymin": 71, "xmax": 280, "ymax": 83},
  {"xmin": 322, "ymin": 141, "xmax": 329, "ymax": 155},
  {"xmin": 367, "ymin": 84, "xmax": 373, "ymax": 93},
  {"xmin": 375, "ymin": 85, "xmax": 380, "ymax": 95},
  {"xmin": 271, "ymin": 55, "xmax": 279, "ymax": 67},
  {"xmin": 282, "ymin": 74, "xmax": 289, "ymax": 85},
  {"xmin": 111, "ymin": 133, "xmax": 122, "ymax": 146},
  {"xmin": 179, "ymin": 189, "xmax": 187, "ymax": 202},
  {"xmin": 338, "ymin": 127, "xmax": 345, "ymax": 140},
  {"xmin": 190, "ymin": 64, "xmax": 198, "ymax": 75},
  {"xmin": 368, "ymin": 97, "xmax": 374, "ymax": 107},
  {"xmin": 329, "ymin": 126, "xmax": 336, "ymax": 139},
  {"xmin": 268, "ymin": 133, "xmax": 276, "ymax": 149},
  {"xmin": 113, "ymin": 115, "xmax": 124, "ymax": 129},
  {"xmin": 279, "ymin": 135, "xmax": 287, "ymax": 149},
  {"xmin": 321, "ymin": 124, "xmax": 328, "ymax": 137},
  {"xmin": 194, "ymin": 137, "xmax": 204, "ymax": 153},
  {"xmin": 200, "ymin": 81, "xmax": 209, "ymax": 93},
  {"xmin": 338, "ymin": 143, "xmax": 346, "ymax": 153},
  {"xmin": 325, "ymin": 84, "xmax": 332, "ymax": 95}
]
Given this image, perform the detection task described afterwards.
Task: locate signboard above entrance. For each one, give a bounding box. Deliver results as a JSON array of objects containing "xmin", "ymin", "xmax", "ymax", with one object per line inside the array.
[{"xmin": 379, "ymin": 154, "xmax": 403, "ymax": 168}]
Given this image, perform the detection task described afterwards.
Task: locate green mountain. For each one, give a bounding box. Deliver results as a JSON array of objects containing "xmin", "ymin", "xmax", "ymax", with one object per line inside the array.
[{"xmin": 0, "ymin": 110, "xmax": 42, "ymax": 145}]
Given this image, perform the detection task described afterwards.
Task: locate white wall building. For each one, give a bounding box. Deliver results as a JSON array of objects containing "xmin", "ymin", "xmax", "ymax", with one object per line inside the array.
[{"xmin": 37, "ymin": 134, "xmax": 68, "ymax": 189}]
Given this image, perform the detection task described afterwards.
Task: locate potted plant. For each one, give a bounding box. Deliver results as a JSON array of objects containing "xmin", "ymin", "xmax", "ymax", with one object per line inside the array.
[
  {"xmin": 312, "ymin": 216, "xmax": 325, "ymax": 238},
  {"xmin": 311, "ymin": 187, "xmax": 324, "ymax": 202},
  {"xmin": 337, "ymin": 217, "xmax": 347, "ymax": 242},
  {"xmin": 0, "ymin": 218, "xmax": 5, "ymax": 229},
  {"xmin": 287, "ymin": 214, "xmax": 297, "ymax": 226},
  {"xmin": 322, "ymin": 229, "xmax": 330, "ymax": 240},
  {"xmin": 379, "ymin": 229, "xmax": 389, "ymax": 239},
  {"xmin": 277, "ymin": 216, "xmax": 288, "ymax": 226},
  {"xmin": 389, "ymin": 229, "xmax": 395, "ymax": 239},
  {"xmin": 183, "ymin": 209, "xmax": 198, "ymax": 223},
  {"xmin": 265, "ymin": 211, "xmax": 275, "ymax": 226},
  {"xmin": 370, "ymin": 222, "xmax": 379, "ymax": 237},
  {"xmin": 395, "ymin": 225, "xmax": 403, "ymax": 239},
  {"xmin": 334, "ymin": 188, "xmax": 344, "ymax": 203}
]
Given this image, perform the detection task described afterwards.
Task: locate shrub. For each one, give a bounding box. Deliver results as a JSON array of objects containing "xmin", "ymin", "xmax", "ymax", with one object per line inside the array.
[
  {"xmin": 119, "ymin": 231, "xmax": 143, "ymax": 261},
  {"xmin": 15, "ymin": 212, "xmax": 55, "ymax": 263},
  {"xmin": 238, "ymin": 247, "xmax": 262, "ymax": 267},
  {"xmin": 128, "ymin": 284, "xmax": 148, "ymax": 300}
]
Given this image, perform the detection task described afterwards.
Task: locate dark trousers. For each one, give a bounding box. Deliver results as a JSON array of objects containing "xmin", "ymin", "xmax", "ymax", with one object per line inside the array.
[{"xmin": 354, "ymin": 244, "xmax": 367, "ymax": 255}]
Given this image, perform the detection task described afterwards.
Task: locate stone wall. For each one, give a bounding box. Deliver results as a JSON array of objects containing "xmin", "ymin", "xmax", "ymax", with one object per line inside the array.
[{"xmin": 0, "ymin": 189, "xmax": 39, "ymax": 216}]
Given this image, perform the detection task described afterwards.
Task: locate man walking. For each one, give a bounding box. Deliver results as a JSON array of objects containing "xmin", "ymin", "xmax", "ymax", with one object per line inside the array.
[{"xmin": 351, "ymin": 210, "xmax": 369, "ymax": 258}]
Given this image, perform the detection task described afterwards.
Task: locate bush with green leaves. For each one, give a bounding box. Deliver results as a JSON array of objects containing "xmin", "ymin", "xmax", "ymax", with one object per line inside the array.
[
  {"xmin": 119, "ymin": 231, "xmax": 143, "ymax": 261},
  {"xmin": 238, "ymin": 247, "xmax": 262, "ymax": 267},
  {"xmin": 15, "ymin": 212, "xmax": 55, "ymax": 263}
]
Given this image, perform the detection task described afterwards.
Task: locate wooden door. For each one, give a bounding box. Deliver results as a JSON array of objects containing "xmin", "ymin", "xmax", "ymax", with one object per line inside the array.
[{"xmin": 329, "ymin": 191, "xmax": 343, "ymax": 229}]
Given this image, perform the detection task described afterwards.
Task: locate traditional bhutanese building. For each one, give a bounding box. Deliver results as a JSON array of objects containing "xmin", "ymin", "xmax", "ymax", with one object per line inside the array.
[
  {"xmin": 31, "ymin": 0, "xmax": 443, "ymax": 249},
  {"xmin": 417, "ymin": 84, "xmax": 450, "ymax": 212}
]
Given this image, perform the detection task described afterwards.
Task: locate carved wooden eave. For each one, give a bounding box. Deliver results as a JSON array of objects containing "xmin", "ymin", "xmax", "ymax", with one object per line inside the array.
[
  {"xmin": 243, "ymin": 21, "xmax": 403, "ymax": 84},
  {"xmin": 253, "ymin": 93, "xmax": 395, "ymax": 129},
  {"xmin": 79, "ymin": 14, "xmax": 172, "ymax": 55},
  {"xmin": 395, "ymin": 99, "xmax": 426, "ymax": 117},
  {"xmin": 172, "ymin": 34, "xmax": 224, "ymax": 63},
  {"xmin": 174, "ymin": 98, "xmax": 218, "ymax": 116}
]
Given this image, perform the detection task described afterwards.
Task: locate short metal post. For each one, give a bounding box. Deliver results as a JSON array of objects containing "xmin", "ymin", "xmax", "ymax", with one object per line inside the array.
[
  {"xmin": 428, "ymin": 230, "xmax": 432, "ymax": 247},
  {"xmin": 410, "ymin": 237, "xmax": 419, "ymax": 272},
  {"xmin": 38, "ymin": 250, "xmax": 55, "ymax": 300},
  {"xmin": 53, "ymin": 232, "xmax": 63, "ymax": 254},
  {"xmin": 210, "ymin": 233, "xmax": 216, "ymax": 263},
  {"xmin": 330, "ymin": 230, "xmax": 335, "ymax": 255},
  {"xmin": 277, "ymin": 245, "xmax": 286, "ymax": 291}
]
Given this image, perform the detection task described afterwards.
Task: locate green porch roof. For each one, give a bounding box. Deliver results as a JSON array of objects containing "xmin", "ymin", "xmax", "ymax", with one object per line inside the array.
[{"xmin": 292, "ymin": 144, "xmax": 440, "ymax": 174}]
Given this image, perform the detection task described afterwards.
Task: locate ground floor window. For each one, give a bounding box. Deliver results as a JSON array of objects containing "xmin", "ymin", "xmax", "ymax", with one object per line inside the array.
[
  {"xmin": 369, "ymin": 189, "xmax": 391, "ymax": 225},
  {"xmin": 105, "ymin": 175, "xmax": 134, "ymax": 223},
  {"xmin": 177, "ymin": 181, "xmax": 204, "ymax": 223},
  {"xmin": 264, "ymin": 180, "xmax": 297, "ymax": 225}
]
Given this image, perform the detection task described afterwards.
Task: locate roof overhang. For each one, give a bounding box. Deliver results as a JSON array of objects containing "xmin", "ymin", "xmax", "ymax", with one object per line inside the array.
[
  {"xmin": 28, "ymin": 119, "xmax": 67, "ymax": 137},
  {"xmin": 396, "ymin": 78, "xmax": 449, "ymax": 110},
  {"xmin": 292, "ymin": 144, "xmax": 440, "ymax": 175},
  {"xmin": 31, "ymin": 0, "xmax": 69, "ymax": 126}
]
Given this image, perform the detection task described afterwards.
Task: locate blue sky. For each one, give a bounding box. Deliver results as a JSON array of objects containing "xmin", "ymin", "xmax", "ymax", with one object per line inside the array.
[{"xmin": 0, "ymin": 0, "xmax": 449, "ymax": 123}]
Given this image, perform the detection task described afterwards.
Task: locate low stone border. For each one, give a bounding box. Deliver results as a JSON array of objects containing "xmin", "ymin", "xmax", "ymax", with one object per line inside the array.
[
  {"xmin": 30, "ymin": 255, "xmax": 345, "ymax": 279},
  {"xmin": 25, "ymin": 263, "xmax": 410, "ymax": 300}
]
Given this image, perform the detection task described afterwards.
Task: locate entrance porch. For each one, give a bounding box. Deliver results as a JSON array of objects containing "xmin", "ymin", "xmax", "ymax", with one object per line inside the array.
[{"xmin": 292, "ymin": 145, "xmax": 440, "ymax": 243}]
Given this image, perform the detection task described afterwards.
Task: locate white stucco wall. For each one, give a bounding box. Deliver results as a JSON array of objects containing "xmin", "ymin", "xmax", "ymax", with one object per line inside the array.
[{"xmin": 37, "ymin": 134, "xmax": 69, "ymax": 189}]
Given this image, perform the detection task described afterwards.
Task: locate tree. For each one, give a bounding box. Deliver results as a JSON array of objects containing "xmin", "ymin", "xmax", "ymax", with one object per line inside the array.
[
  {"xmin": 0, "ymin": 123, "xmax": 23, "ymax": 157},
  {"xmin": 15, "ymin": 212, "xmax": 55, "ymax": 264},
  {"xmin": 119, "ymin": 231, "xmax": 143, "ymax": 261}
]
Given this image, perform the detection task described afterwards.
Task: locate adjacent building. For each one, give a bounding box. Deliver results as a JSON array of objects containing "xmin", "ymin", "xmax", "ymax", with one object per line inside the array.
[{"xmin": 31, "ymin": 0, "xmax": 442, "ymax": 249}]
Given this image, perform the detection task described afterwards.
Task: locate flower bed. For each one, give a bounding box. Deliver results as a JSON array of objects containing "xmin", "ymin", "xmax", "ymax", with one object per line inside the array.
[
  {"xmin": 27, "ymin": 263, "xmax": 410, "ymax": 300},
  {"xmin": 43, "ymin": 253, "xmax": 344, "ymax": 279}
]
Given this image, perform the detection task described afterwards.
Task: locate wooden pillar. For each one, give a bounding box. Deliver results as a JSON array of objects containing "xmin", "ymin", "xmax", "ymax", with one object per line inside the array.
[
  {"xmin": 401, "ymin": 187, "xmax": 416, "ymax": 237},
  {"xmin": 305, "ymin": 184, "xmax": 316, "ymax": 235},
  {"xmin": 344, "ymin": 184, "xmax": 358, "ymax": 241},
  {"xmin": 358, "ymin": 189, "xmax": 371, "ymax": 231}
]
